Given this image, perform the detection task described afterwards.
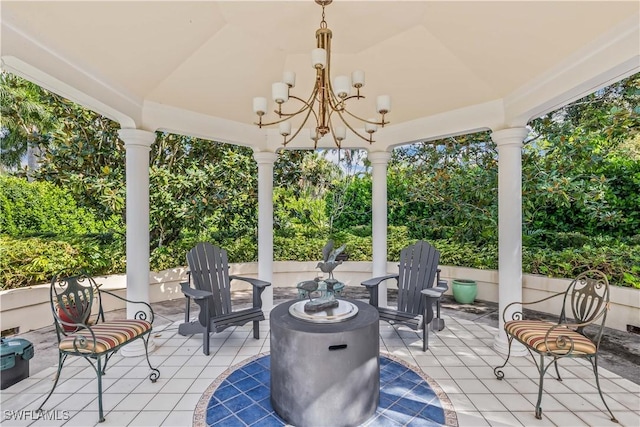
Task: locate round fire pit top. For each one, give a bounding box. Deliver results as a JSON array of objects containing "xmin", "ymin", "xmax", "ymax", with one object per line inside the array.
[{"xmin": 288, "ymin": 299, "xmax": 359, "ymax": 323}]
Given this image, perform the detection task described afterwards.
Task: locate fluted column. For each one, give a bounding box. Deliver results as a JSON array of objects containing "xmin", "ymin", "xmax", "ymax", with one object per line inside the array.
[
  {"xmin": 253, "ymin": 151, "xmax": 277, "ymax": 310},
  {"xmin": 118, "ymin": 128, "xmax": 156, "ymax": 356},
  {"xmin": 492, "ymin": 127, "xmax": 529, "ymax": 356},
  {"xmin": 369, "ymin": 151, "xmax": 391, "ymax": 307}
]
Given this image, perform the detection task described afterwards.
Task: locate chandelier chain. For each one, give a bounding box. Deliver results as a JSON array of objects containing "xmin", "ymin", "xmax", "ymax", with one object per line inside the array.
[{"xmin": 320, "ymin": 5, "xmax": 327, "ymax": 28}]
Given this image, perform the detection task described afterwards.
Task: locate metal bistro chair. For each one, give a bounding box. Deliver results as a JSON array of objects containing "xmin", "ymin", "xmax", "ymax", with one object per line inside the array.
[
  {"xmin": 361, "ymin": 240, "xmax": 448, "ymax": 351},
  {"xmin": 178, "ymin": 243, "xmax": 271, "ymax": 355},
  {"xmin": 38, "ymin": 272, "xmax": 160, "ymax": 423},
  {"xmin": 494, "ymin": 270, "xmax": 617, "ymax": 423}
]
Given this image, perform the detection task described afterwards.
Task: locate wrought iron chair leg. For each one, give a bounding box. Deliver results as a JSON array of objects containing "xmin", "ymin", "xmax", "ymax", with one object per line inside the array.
[
  {"xmin": 590, "ymin": 355, "xmax": 618, "ymax": 423},
  {"xmin": 96, "ymin": 356, "xmax": 105, "ymax": 423},
  {"xmin": 493, "ymin": 336, "xmax": 514, "ymax": 380},
  {"xmin": 253, "ymin": 320, "xmax": 260, "ymax": 339},
  {"xmin": 142, "ymin": 334, "xmax": 160, "ymax": 383},
  {"xmin": 102, "ymin": 352, "xmax": 114, "ymax": 375},
  {"xmin": 553, "ymin": 359, "xmax": 562, "ymax": 381},
  {"xmin": 37, "ymin": 352, "xmax": 67, "ymax": 413},
  {"xmin": 533, "ymin": 354, "xmax": 555, "ymax": 420}
]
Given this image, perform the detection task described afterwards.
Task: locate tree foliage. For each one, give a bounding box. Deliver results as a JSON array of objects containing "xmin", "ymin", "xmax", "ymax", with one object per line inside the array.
[
  {"xmin": 0, "ymin": 72, "xmax": 54, "ymax": 171},
  {"xmin": 1, "ymin": 72, "xmax": 638, "ymax": 289},
  {"xmin": 0, "ymin": 176, "xmax": 111, "ymax": 237}
]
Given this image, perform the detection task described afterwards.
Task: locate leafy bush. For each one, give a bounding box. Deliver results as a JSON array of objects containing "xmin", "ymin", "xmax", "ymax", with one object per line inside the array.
[
  {"xmin": 0, "ymin": 176, "xmax": 114, "ymax": 237},
  {"xmin": 2, "ymin": 226, "xmax": 638, "ymax": 289},
  {"xmin": 524, "ymin": 241, "xmax": 640, "ymax": 288},
  {"xmin": 0, "ymin": 234, "xmax": 125, "ymax": 290},
  {"xmin": 434, "ymin": 239, "xmax": 498, "ymax": 270}
]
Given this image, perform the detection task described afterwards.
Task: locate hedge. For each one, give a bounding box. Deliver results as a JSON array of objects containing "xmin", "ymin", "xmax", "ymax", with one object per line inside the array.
[{"xmin": 2, "ymin": 227, "xmax": 638, "ymax": 290}]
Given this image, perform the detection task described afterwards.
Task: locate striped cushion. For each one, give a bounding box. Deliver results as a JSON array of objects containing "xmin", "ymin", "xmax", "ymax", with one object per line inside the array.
[
  {"xmin": 505, "ymin": 320, "xmax": 596, "ymax": 355},
  {"xmin": 59, "ymin": 320, "xmax": 151, "ymax": 354}
]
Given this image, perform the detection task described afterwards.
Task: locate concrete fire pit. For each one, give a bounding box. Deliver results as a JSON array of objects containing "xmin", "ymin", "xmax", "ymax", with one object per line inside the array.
[{"xmin": 270, "ymin": 299, "xmax": 379, "ymax": 427}]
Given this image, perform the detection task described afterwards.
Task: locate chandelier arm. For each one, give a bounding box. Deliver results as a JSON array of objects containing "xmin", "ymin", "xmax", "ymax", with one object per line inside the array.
[
  {"xmin": 324, "ymin": 72, "xmax": 346, "ymax": 114},
  {"xmin": 276, "ymin": 95, "xmax": 314, "ymax": 118},
  {"xmin": 342, "ymin": 93, "xmax": 365, "ymax": 102},
  {"xmin": 256, "ymin": 86, "xmax": 320, "ymax": 127},
  {"xmin": 254, "ymin": 116, "xmax": 296, "ymax": 127},
  {"xmin": 282, "ymin": 100, "xmax": 319, "ymax": 147},
  {"xmin": 279, "ymin": 80, "xmax": 321, "ymax": 118},
  {"xmin": 327, "ymin": 113, "xmax": 342, "ymax": 149},
  {"xmin": 326, "ymin": 92, "xmax": 345, "ymax": 114},
  {"xmin": 334, "ymin": 108, "xmax": 376, "ymax": 144},
  {"xmin": 340, "ymin": 108, "xmax": 389, "ymax": 126}
]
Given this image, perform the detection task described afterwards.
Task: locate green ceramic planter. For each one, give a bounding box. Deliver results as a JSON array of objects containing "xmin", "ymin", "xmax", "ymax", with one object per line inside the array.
[{"xmin": 452, "ymin": 279, "xmax": 478, "ymax": 304}]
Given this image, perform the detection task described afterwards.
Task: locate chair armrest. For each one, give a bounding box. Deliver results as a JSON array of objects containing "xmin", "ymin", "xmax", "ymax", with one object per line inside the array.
[
  {"xmin": 180, "ymin": 282, "xmax": 213, "ymax": 300},
  {"xmin": 361, "ymin": 274, "xmax": 398, "ymax": 288},
  {"xmin": 99, "ymin": 288, "xmax": 156, "ymax": 323},
  {"xmin": 434, "ymin": 280, "xmax": 448, "ymax": 293},
  {"xmin": 502, "ymin": 291, "xmax": 566, "ymax": 323},
  {"xmin": 422, "ymin": 288, "xmax": 446, "ymax": 299},
  {"xmin": 230, "ymin": 276, "xmax": 270, "ymax": 310},
  {"xmin": 229, "ymin": 275, "xmax": 271, "ymax": 288}
]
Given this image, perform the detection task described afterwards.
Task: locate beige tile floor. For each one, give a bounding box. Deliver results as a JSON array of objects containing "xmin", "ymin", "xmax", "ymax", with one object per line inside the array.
[{"xmin": 1, "ymin": 305, "xmax": 639, "ymax": 427}]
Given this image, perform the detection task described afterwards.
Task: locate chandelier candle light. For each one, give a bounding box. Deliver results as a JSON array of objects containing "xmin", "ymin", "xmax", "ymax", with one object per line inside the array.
[{"xmin": 252, "ymin": 0, "xmax": 391, "ymax": 148}]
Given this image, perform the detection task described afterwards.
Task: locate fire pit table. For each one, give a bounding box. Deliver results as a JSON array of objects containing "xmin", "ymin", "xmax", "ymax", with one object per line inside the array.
[{"xmin": 270, "ymin": 298, "xmax": 379, "ymax": 427}]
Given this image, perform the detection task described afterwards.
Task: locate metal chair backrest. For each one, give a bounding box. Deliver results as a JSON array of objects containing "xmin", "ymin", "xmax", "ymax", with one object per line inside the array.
[
  {"xmin": 186, "ymin": 242, "xmax": 233, "ymax": 317},
  {"xmin": 561, "ymin": 270, "xmax": 610, "ymax": 344},
  {"xmin": 50, "ymin": 273, "xmax": 102, "ymax": 338},
  {"xmin": 397, "ymin": 240, "xmax": 440, "ymax": 316}
]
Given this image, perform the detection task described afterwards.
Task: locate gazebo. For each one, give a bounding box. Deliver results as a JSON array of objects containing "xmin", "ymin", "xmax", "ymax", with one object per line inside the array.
[{"xmin": 2, "ymin": 0, "xmax": 638, "ymax": 358}]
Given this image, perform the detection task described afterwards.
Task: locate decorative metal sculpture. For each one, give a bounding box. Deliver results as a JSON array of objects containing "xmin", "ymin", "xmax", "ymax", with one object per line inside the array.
[
  {"xmin": 298, "ymin": 240, "xmax": 346, "ymax": 313},
  {"xmin": 316, "ymin": 240, "xmax": 346, "ymax": 280}
]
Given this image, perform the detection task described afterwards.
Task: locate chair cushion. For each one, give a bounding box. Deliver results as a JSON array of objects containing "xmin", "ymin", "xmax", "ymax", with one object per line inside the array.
[
  {"xmin": 59, "ymin": 320, "xmax": 152, "ymax": 354},
  {"xmin": 505, "ymin": 320, "xmax": 596, "ymax": 355}
]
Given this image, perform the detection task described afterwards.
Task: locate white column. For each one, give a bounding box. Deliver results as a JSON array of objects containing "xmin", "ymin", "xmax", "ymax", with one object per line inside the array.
[
  {"xmin": 253, "ymin": 151, "xmax": 277, "ymax": 310},
  {"xmin": 369, "ymin": 151, "xmax": 391, "ymax": 307},
  {"xmin": 492, "ymin": 127, "xmax": 529, "ymax": 356},
  {"xmin": 118, "ymin": 128, "xmax": 156, "ymax": 356}
]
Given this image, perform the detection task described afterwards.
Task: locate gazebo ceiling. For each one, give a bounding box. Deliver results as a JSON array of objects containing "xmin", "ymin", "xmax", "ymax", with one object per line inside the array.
[{"xmin": 1, "ymin": 1, "xmax": 638, "ymax": 150}]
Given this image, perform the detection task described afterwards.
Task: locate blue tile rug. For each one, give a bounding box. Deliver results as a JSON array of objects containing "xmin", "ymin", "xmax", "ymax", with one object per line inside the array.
[{"xmin": 194, "ymin": 353, "xmax": 457, "ymax": 427}]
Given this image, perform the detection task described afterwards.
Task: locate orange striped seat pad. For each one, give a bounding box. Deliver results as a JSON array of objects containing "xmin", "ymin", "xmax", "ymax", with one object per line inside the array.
[
  {"xmin": 505, "ymin": 320, "xmax": 596, "ymax": 355},
  {"xmin": 59, "ymin": 320, "xmax": 151, "ymax": 354}
]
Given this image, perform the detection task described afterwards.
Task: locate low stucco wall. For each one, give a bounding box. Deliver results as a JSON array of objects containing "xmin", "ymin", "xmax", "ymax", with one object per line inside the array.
[{"xmin": 1, "ymin": 262, "xmax": 637, "ymax": 334}]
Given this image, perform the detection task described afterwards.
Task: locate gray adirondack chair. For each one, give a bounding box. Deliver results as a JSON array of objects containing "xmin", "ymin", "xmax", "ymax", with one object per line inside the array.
[
  {"xmin": 178, "ymin": 243, "xmax": 271, "ymax": 355},
  {"xmin": 361, "ymin": 240, "xmax": 448, "ymax": 351}
]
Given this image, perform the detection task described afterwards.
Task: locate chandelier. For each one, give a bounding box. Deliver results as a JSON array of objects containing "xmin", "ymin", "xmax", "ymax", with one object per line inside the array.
[{"xmin": 252, "ymin": 0, "xmax": 391, "ymax": 149}]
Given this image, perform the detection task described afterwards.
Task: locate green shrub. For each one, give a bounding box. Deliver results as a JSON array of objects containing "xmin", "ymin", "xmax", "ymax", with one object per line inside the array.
[
  {"xmin": 434, "ymin": 239, "xmax": 498, "ymax": 270},
  {"xmin": 0, "ymin": 176, "xmax": 114, "ymax": 237},
  {"xmin": 2, "ymin": 230, "xmax": 638, "ymax": 289},
  {"xmin": 330, "ymin": 231, "xmax": 372, "ymax": 261},
  {"xmin": 0, "ymin": 234, "xmax": 125, "ymax": 290},
  {"xmin": 523, "ymin": 242, "xmax": 639, "ymax": 288},
  {"xmin": 220, "ymin": 235, "xmax": 259, "ymax": 263},
  {"xmin": 274, "ymin": 236, "xmax": 330, "ymax": 261}
]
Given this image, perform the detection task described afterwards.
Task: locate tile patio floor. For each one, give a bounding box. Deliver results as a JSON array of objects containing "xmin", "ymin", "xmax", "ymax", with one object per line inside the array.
[{"xmin": 1, "ymin": 299, "xmax": 639, "ymax": 427}]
